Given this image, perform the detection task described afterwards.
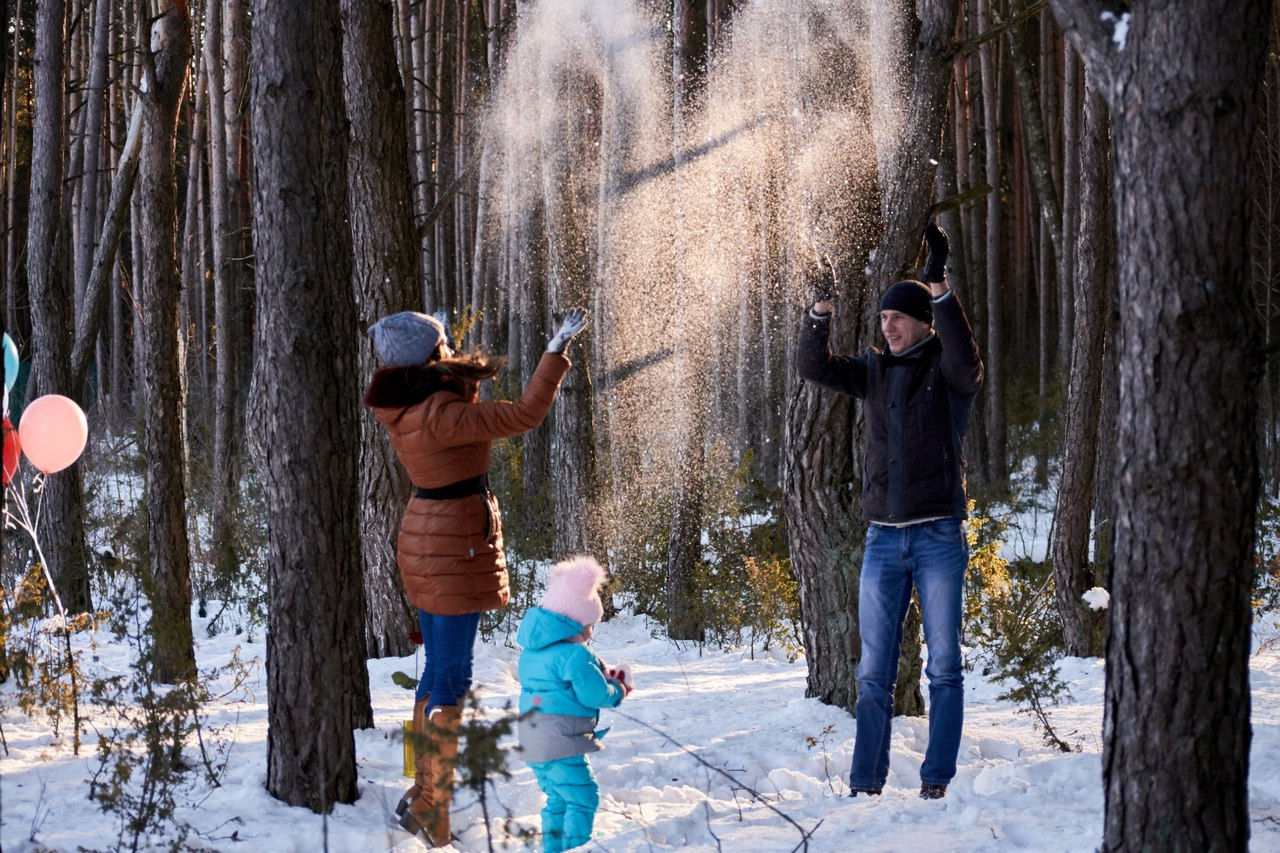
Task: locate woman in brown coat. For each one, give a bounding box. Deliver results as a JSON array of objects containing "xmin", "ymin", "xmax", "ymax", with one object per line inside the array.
[{"xmin": 363, "ymin": 308, "xmax": 586, "ymax": 845}]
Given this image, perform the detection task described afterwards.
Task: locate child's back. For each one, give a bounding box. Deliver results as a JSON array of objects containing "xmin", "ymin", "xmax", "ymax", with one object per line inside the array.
[{"xmin": 516, "ymin": 558, "xmax": 630, "ymax": 852}]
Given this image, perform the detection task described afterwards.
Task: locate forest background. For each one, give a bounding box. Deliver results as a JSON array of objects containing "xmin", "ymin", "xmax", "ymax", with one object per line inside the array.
[{"xmin": 2, "ymin": 0, "xmax": 1278, "ymax": 850}]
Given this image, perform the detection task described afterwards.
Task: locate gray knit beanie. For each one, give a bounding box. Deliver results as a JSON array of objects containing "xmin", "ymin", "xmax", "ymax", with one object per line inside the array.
[
  {"xmin": 368, "ymin": 311, "xmax": 446, "ymax": 367},
  {"xmin": 879, "ymin": 281, "xmax": 933, "ymax": 324}
]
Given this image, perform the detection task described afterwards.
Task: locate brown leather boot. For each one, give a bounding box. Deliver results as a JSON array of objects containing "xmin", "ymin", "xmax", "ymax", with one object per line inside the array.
[
  {"xmin": 424, "ymin": 705, "xmax": 463, "ymax": 847},
  {"xmin": 395, "ymin": 695, "xmax": 431, "ymax": 820}
]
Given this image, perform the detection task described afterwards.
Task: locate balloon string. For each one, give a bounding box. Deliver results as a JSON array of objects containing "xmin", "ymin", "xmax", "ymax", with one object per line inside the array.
[{"xmin": 4, "ymin": 474, "xmax": 69, "ymax": 623}]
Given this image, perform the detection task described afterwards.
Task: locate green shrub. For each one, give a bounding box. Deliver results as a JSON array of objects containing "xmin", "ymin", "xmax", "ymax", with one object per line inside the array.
[
  {"xmin": 964, "ymin": 506, "xmax": 1073, "ymax": 752},
  {"xmin": 672, "ymin": 447, "xmax": 800, "ymax": 657},
  {"xmin": 1253, "ymin": 498, "xmax": 1280, "ymax": 620}
]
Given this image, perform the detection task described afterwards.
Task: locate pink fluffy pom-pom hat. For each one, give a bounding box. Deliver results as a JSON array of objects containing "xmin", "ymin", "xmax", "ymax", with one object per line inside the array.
[{"xmin": 541, "ymin": 556, "xmax": 607, "ymax": 627}]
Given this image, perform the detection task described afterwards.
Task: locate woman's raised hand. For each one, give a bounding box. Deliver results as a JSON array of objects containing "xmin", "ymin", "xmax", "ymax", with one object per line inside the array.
[{"xmin": 547, "ymin": 308, "xmax": 588, "ymax": 354}]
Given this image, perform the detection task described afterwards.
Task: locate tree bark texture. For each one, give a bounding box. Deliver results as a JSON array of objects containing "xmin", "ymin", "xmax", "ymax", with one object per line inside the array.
[
  {"xmin": 1003, "ymin": 9, "xmax": 1063, "ymax": 274},
  {"xmin": 518, "ymin": 204, "xmax": 553, "ymax": 554},
  {"xmin": 1051, "ymin": 0, "xmax": 1271, "ymax": 848},
  {"xmin": 71, "ymin": 100, "xmax": 142, "ymax": 396},
  {"xmin": 137, "ymin": 1, "xmax": 197, "ymax": 684},
  {"xmin": 340, "ymin": 0, "xmax": 421, "ymax": 660},
  {"xmin": 4, "ymin": 0, "xmax": 25, "ymax": 339},
  {"xmin": 251, "ymin": 0, "xmax": 370, "ymax": 807},
  {"xmin": 536, "ymin": 70, "xmax": 600, "ymax": 561},
  {"xmin": 784, "ymin": 375, "xmax": 861, "ymax": 713},
  {"xmin": 977, "ymin": 0, "xmax": 1006, "ymax": 484},
  {"xmin": 1050, "ymin": 69, "xmax": 1111, "ymax": 659},
  {"xmin": 1059, "ymin": 43, "xmax": 1080, "ymax": 375},
  {"xmin": 27, "ymin": 0, "xmax": 92, "ymax": 614},
  {"xmin": 73, "ymin": 0, "xmax": 112, "ymax": 312},
  {"xmin": 204, "ymin": 0, "xmax": 243, "ymax": 595}
]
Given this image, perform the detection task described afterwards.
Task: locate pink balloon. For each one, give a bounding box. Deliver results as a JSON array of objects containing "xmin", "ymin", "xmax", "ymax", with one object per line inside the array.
[{"xmin": 18, "ymin": 394, "xmax": 88, "ymax": 474}]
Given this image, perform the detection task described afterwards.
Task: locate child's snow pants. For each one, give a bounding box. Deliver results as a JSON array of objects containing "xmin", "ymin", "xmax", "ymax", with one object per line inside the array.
[{"xmin": 529, "ymin": 754, "xmax": 599, "ymax": 852}]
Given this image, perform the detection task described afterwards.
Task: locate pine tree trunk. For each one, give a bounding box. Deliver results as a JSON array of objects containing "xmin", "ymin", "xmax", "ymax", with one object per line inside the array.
[
  {"xmin": 4, "ymin": 0, "xmax": 23, "ymax": 336},
  {"xmin": 340, "ymin": 0, "xmax": 421, "ymax": 661},
  {"xmin": 784, "ymin": 377, "xmax": 861, "ymax": 712},
  {"xmin": 204, "ymin": 0, "xmax": 243, "ymax": 596},
  {"xmin": 108, "ymin": 15, "xmax": 133, "ymax": 425},
  {"xmin": 221, "ymin": 0, "xmax": 253, "ymax": 408},
  {"xmin": 413, "ymin": 1, "xmax": 435, "ymax": 304},
  {"xmin": 70, "ymin": 100, "xmax": 142, "ymax": 394},
  {"xmin": 978, "ymin": 0, "xmax": 1006, "ymax": 484},
  {"xmin": 74, "ymin": 0, "xmax": 111, "ymax": 316},
  {"xmin": 1050, "ymin": 70, "xmax": 1111, "ymax": 659},
  {"xmin": 434, "ymin": 0, "xmax": 457, "ymax": 309},
  {"xmin": 181, "ymin": 56, "xmax": 208, "ymax": 429},
  {"xmin": 519, "ymin": 204, "xmax": 553, "ymax": 556},
  {"xmin": 954, "ymin": 57, "xmax": 988, "ymax": 484},
  {"xmin": 1051, "ymin": 0, "xmax": 1270, "ymax": 847},
  {"xmin": 27, "ymin": 0, "xmax": 92, "ymax": 614},
  {"xmin": 137, "ymin": 1, "xmax": 196, "ymax": 685},
  {"xmin": 1059, "ymin": 44, "xmax": 1080, "ymax": 374},
  {"xmin": 532, "ymin": 62, "xmax": 600, "ymax": 561},
  {"xmin": 251, "ymin": 0, "xmax": 369, "ymax": 807},
  {"xmin": 1254, "ymin": 29, "xmax": 1280, "ymax": 496}
]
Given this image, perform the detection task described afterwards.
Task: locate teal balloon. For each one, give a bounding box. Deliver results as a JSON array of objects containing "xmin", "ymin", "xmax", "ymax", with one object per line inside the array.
[{"xmin": 2, "ymin": 333, "xmax": 16, "ymax": 393}]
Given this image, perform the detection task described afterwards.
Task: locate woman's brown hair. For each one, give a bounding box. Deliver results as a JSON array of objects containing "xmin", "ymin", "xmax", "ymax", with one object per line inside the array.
[
  {"xmin": 363, "ymin": 346, "xmax": 508, "ymax": 420},
  {"xmin": 431, "ymin": 347, "xmax": 507, "ymax": 386}
]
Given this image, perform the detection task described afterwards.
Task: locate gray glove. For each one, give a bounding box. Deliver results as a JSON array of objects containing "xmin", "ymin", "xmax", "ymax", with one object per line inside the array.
[{"xmin": 547, "ymin": 308, "xmax": 588, "ymax": 354}]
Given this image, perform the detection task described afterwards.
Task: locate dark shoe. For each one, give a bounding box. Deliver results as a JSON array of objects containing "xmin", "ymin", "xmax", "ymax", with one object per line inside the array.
[
  {"xmin": 920, "ymin": 783, "xmax": 947, "ymax": 800},
  {"xmin": 849, "ymin": 787, "xmax": 882, "ymax": 797}
]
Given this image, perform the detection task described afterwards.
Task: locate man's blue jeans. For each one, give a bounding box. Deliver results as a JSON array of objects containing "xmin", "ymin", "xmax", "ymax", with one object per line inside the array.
[
  {"xmin": 850, "ymin": 518, "xmax": 967, "ymax": 791},
  {"xmin": 415, "ymin": 609, "xmax": 481, "ymax": 710}
]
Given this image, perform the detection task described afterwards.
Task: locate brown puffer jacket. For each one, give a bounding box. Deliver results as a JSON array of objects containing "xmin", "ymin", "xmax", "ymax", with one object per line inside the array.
[{"xmin": 365, "ymin": 352, "xmax": 571, "ymax": 615}]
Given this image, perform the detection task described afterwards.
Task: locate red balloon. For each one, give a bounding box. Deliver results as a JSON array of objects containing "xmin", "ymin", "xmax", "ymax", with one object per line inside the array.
[{"xmin": 2, "ymin": 416, "xmax": 18, "ymax": 486}]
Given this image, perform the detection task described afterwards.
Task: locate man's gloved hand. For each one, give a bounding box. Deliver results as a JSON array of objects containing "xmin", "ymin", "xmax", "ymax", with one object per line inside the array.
[
  {"xmin": 547, "ymin": 307, "xmax": 588, "ymax": 354},
  {"xmin": 808, "ymin": 256, "xmax": 837, "ymax": 302},
  {"xmin": 923, "ymin": 223, "xmax": 949, "ymax": 283}
]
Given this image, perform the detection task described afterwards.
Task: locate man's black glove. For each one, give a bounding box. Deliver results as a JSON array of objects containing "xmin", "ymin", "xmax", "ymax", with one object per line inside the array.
[
  {"xmin": 922, "ymin": 223, "xmax": 949, "ymax": 283},
  {"xmin": 808, "ymin": 256, "xmax": 837, "ymax": 301}
]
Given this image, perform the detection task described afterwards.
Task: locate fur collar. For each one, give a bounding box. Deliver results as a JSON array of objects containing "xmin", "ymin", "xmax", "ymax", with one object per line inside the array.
[{"xmin": 363, "ymin": 365, "xmax": 462, "ymax": 410}]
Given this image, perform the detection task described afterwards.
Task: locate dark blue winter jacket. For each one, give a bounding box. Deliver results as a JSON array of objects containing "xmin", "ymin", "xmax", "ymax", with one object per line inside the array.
[{"xmin": 798, "ymin": 290, "xmax": 983, "ymax": 523}]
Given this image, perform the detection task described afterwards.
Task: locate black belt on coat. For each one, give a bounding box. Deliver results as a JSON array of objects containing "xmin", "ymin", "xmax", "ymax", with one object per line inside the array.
[{"xmin": 415, "ymin": 474, "xmax": 489, "ymax": 501}]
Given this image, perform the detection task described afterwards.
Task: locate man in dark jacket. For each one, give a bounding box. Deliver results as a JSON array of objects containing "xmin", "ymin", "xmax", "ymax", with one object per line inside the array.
[{"xmin": 797, "ymin": 224, "xmax": 983, "ymax": 800}]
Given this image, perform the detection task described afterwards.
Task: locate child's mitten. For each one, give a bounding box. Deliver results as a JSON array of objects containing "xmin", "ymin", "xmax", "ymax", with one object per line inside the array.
[{"xmin": 607, "ymin": 663, "xmax": 635, "ymax": 696}]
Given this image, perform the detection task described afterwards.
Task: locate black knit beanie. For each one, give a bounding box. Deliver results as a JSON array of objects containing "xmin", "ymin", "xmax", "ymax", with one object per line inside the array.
[{"xmin": 879, "ymin": 280, "xmax": 933, "ymax": 324}]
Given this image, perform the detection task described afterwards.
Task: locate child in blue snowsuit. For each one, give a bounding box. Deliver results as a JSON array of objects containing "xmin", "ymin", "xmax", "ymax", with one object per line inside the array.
[{"xmin": 518, "ymin": 556, "xmax": 633, "ymax": 852}]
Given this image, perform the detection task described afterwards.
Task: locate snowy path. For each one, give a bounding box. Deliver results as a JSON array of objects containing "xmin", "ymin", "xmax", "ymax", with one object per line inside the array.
[{"xmin": 4, "ymin": 611, "xmax": 1280, "ymax": 851}]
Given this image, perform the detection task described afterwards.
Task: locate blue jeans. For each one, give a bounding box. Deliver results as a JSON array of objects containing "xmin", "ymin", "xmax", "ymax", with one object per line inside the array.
[
  {"xmin": 530, "ymin": 754, "xmax": 599, "ymax": 853},
  {"xmin": 415, "ymin": 609, "xmax": 481, "ymax": 710},
  {"xmin": 850, "ymin": 518, "xmax": 967, "ymax": 790}
]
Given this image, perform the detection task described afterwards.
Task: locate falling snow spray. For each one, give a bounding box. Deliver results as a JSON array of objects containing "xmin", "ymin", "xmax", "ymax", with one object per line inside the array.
[{"xmin": 477, "ymin": 0, "xmax": 909, "ymax": 566}]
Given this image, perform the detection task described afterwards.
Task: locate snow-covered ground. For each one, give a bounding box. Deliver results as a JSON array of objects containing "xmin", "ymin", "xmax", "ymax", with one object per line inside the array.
[{"xmin": 4, "ymin": 605, "xmax": 1280, "ymax": 852}]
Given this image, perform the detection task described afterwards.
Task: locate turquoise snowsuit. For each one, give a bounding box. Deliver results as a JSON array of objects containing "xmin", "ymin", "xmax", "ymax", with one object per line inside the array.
[{"xmin": 517, "ymin": 606, "xmax": 625, "ymax": 853}]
